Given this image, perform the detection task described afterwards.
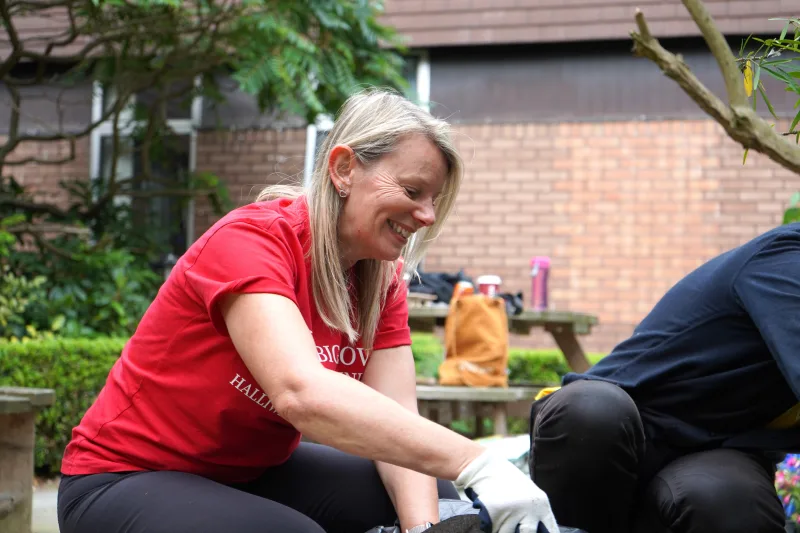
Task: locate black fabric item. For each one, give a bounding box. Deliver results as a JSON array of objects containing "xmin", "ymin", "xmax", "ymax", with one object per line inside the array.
[
  {"xmin": 498, "ymin": 291, "xmax": 525, "ymax": 316},
  {"xmin": 405, "ymin": 515, "xmax": 585, "ymax": 533},
  {"xmin": 426, "ymin": 515, "xmax": 482, "ymax": 533},
  {"xmin": 57, "ymin": 442, "xmax": 460, "ymax": 533},
  {"xmin": 529, "ymin": 380, "xmax": 786, "ymax": 533},
  {"xmin": 407, "ymin": 269, "xmax": 472, "ymax": 303}
]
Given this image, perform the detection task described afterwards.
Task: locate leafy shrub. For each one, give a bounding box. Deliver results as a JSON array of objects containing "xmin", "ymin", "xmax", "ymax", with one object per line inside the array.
[
  {"xmin": 507, "ymin": 349, "xmax": 606, "ymax": 385},
  {"xmin": 411, "ymin": 332, "xmax": 444, "ymax": 378},
  {"xmin": 10, "ymin": 244, "xmax": 163, "ymax": 339},
  {"xmin": 410, "ymin": 333, "xmax": 606, "ymax": 385},
  {"xmin": 0, "ymin": 264, "xmax": 54, "ymax": 340},
  {"xmin": 0, "ymin": 337, "xmax": 126, "ymax": 475}
]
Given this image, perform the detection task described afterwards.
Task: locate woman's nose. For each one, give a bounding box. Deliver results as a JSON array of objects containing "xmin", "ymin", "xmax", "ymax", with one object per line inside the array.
[{"xmin": 414, "ymin": 199, "xmax": 436, "ymax": 227}]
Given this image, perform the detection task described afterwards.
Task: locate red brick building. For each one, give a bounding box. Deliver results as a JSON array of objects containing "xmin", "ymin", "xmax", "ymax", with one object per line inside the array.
[{"xmin": 5, "ymin": 1, "xmax": 798, "ymax": 353}]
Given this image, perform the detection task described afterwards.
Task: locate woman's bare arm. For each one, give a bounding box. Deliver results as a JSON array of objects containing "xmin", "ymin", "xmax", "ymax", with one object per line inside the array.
[
  {"xmin": 220, "ymin": 292, "xmax": 485, "ymax": 481},
  {"xmin": 362, "ymin": 345, "xmax": 440, "ymax": 531}
]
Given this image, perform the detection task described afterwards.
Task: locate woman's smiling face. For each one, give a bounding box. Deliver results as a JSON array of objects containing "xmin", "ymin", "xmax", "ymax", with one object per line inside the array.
[{"xmin": 329, "ymin": 133, "xmax": 449, "ymax": 267}]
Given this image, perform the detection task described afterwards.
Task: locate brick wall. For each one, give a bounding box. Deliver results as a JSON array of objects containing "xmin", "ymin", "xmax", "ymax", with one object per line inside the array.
[
  {"xmin": 4, "ymin": 137, "xmax": 91, "ymax": 207},
  {"xmin": 11, "ymin": 122, "xmax": 794, "ymax": 356},
  {"xmin": 422, "ymin": 120, "xmax": 796, "ymax": 354},
  {"xmin": 193, "ymin": 128, "xmax": 307, "ymax": 236}
]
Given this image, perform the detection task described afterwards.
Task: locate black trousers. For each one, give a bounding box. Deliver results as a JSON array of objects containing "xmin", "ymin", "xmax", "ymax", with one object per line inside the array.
[
  {"xmin": 528, "ymin": 380, "xmax": 787, "ymax": 533},
  {"xmin": 58, "ymin": 442, "xmax": 460, "ymax": 533}
]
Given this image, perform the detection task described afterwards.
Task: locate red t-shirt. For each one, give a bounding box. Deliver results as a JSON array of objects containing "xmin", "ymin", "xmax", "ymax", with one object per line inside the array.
[{"xmin": 61, "ymin": 196, "xmax": 412, "ymax": 484}]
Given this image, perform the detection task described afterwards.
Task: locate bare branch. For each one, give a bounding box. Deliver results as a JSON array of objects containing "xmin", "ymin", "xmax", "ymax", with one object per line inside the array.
[
  {"xmin": 8, "ymin": 0, "xmax": 75, "ymax": 15},
  {"xmin": 0, "ymin": 83, "xmax": 22, "ymax": 176},
  {"xmin": 0, "ymin": 195, "xmax": 71, "ymax": 219},
  {"xmin": 634, "ymin": 10, "xmax": 652, "ymax": 41},
  {"xmin": 0, "ymin": 0, "xmax": 24, "ymax": 78},
  {"xmin": 4, "ymin": 139, "xmax": 75, "ymax": 166},
  {"xmin": 12, "ymin": 2, "xmax": 242, "ymax": 67},
  {"xmin": 631, "ymin": 8, "xmax": 800, "ymax": 175},
  {"xmin": 6, "ymin": 222, "xmax": 90, "ymax": 236},
  {"xmin": 30, "ymin": 232, "xmax": 77, "ymax": 260},
  {"xmin": 41, "ymin": 2, "xmax": 79, "ymax": 63},
  {"xmin": 121, "ymin": 187, "xmax": 218, "ymax": 199},
  {"xmin": 680, "ymin": 0, "xmax": 749, "ymax": 109}
]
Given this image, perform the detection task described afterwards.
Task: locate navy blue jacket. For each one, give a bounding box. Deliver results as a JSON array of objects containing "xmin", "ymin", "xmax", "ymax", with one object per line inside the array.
[{"xmin": 564, "ymin": 223, "xmax": 800, "ymax": 453}]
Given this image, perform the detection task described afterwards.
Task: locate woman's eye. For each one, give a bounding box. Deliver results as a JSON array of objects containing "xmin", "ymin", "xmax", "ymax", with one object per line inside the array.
[{"xmin": 404, "ymin": 187, "xmax": 419, "ymax": 198}]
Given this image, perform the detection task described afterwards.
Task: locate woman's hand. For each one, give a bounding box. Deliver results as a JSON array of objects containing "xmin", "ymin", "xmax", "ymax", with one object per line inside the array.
[{"xmin": 456, "ymin": 450, "xmax": 559, "ymax": 533}]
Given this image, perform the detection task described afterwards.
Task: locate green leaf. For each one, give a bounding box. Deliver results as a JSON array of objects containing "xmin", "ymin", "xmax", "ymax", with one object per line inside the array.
[
  {"xmin": 758, "ymin": 83, "xmax": 778, "ymax": 119},
  {"xmin": 753, "ymin": 63, "xmax": 762, "ymax": 92},
  {"xmin": 743, "ymin": 148, "xmax": 750, "ymax": 165},
  {"xmin": 791, "ymin": 108, "xmax": 800, "ymax": 133},
  {"xmin": 51, "ymin": 315, "xmax": 65, "ymax": 331},
  {"xmin": 783, "ymin": 207, "xmax": 800, "ymax": 225}
]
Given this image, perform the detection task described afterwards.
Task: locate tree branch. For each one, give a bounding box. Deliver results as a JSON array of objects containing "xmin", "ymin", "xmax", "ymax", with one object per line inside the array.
[
  {"xmin": 8, "ymin": 0, "xmax": 75, "ymax": 12},
  {"xmin": 30, "ymin": 232, "xmax": 76, "ymax": 260},
  {"xmin": 3, "ymin": 138, "xmax": 75, "ymax": 166},
  {"xmin": 679, "ymin": 0, "xmax": 749, "ymax": 109},
  {"xmin": 121, "ymin": 187, "xmax": 218, "ymax": 199},
  {"xmin": 0, "ymin": 0, "xmax": 24, "ymax": 79},
  {"xmin": 0, "ymin": 195, "xmax": 71, "ymax": 219},
  {"xmin": 631, "ymin": 7, "xmax": 800, "ymax": 175},
  {"xmin": 6, "ymin": 222, "xmax": 90, "ymax": 236}
]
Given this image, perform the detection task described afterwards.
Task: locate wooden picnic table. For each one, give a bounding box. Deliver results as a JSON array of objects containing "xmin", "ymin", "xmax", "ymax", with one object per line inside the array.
[
  {"xmin": 416, "ymin": 384, "xmax": 543, "ymax": 436},
  {"xmin": 408, "ymin": 306, "xmax": 598, "ymax": 373},
  {"xmin": 0, "ymin": 387, "xmax": 55, "ymax": 533}
]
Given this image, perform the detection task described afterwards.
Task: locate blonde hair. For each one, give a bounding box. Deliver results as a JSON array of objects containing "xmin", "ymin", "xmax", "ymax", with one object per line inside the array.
[{"xmin": 258, "ymin": 88, "xmax": 463, "ymax": 350}]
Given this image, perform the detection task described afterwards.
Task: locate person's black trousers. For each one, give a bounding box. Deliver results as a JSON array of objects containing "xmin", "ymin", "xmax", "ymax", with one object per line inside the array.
[
  {"xmin": 57, "ymin": 442, "xmax": 460, "ymax": 533},
  {"xmin": 528, "ymin": 380, "xmax": 787, "ymax": 533}
]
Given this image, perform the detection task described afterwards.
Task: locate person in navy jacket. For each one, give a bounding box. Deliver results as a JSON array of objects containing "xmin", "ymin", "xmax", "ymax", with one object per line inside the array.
[{"xmin": 529, "ymin": 222, "xmax": 800, "ymax": 533}]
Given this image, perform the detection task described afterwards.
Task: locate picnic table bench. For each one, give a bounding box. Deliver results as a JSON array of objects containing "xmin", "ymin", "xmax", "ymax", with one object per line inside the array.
[
  {"xmin": 416, "ymin": 384, "xmax": 543, "ymax": 436},
  {"xmin": 408, "ymin": 306, "xmax": 598, "ymax": 373},
  {"xmin": 0, "ymin": 387, "xmax": 55, "ymax": 533}
]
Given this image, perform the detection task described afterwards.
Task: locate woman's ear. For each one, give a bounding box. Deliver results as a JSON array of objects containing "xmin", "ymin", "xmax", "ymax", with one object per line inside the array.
[{"xmin": 328, "ymin": 144, "xmax": 356, "ymax": 195}]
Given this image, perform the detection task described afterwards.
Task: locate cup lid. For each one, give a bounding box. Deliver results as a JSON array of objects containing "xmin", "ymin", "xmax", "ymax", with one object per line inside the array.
[
  {"xmin": 530, "ymin": 256, "xmax": 551, "ymax": 267},
  {"xmin": 477, "ymin": 275, "xmax": 502, "ymax": 285}
]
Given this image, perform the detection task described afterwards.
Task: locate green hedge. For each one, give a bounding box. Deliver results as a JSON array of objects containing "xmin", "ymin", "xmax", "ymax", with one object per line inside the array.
[
  {"xmin": 3, "ymin": 333, "xmax": 603, "ymax": 475},
  {"xmin": 0, "ymin": 337, "xmax": 126, "ymax": 475}
]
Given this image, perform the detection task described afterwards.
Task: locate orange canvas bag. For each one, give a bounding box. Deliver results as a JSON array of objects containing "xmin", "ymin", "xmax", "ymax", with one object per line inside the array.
[{"xmin": 438, "ymin": 293, "xmax": 509, "ymax": 388}]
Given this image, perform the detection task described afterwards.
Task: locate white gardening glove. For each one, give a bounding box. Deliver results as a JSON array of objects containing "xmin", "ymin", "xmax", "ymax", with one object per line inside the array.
[{"xmin": 455, "ymin": 449, "xmax": 559, "ymax": 533}]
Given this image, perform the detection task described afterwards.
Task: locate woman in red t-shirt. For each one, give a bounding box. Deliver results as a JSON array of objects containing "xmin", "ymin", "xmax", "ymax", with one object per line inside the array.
[{"xmin": 56, "ymin": 88, "xmax": 558, "ymax": 533}]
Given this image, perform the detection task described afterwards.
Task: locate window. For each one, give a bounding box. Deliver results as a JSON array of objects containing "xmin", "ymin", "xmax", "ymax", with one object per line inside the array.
[
  {"xmin": 90, "ymin": 81, "xmax": 202, "ymax": 277},
  {"xmin": 302, "ymin": 51, "xmax": 431, "ymax": 186}
]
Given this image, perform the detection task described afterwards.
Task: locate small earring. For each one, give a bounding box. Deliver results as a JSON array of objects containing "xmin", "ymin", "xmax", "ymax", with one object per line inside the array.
[{"xmin": 339, "ymin": 189, "xmax": 348, "ymax": 198}]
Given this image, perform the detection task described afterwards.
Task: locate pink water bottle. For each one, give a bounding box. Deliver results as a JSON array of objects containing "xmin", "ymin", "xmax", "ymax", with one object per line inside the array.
[{"xmin": 530, "ymin": 256, "xmax": 550, "ymax": 310}]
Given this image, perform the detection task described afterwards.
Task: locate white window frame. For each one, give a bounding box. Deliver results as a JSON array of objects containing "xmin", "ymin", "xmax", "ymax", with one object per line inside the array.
[
  {"xmin": 89, "ymin": 79, "xmax": 203, "ymax": 246},
  {"xmin": 302, "ymin": 51, "xmax": 430, "ymax": 187}
]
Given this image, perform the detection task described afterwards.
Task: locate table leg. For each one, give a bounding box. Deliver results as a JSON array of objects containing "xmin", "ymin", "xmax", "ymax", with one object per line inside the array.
[
  {"xmin": 418, "ymin": 401, "xmax": 431, "ymax": 421},
  {"xmin": 546, "ymin": 325, "xmax": 591, "ymax": 373},
  {"xmin": 474, "ymin": 403, "xmax": 486, "ymax": 438},
  {"xmin": 492, "ymin": 404, "xmax": 508, "ymax": 435}
]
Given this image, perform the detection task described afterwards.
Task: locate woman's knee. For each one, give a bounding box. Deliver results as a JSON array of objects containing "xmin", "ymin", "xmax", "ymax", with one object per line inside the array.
[
  {"xmin": 636, "ymin": 450, "xmax": 785, "ymax": 533},
  {"xmin": 58, "ymin": 470, "xmax": 326, "ymax": 533},
  {"xmin": 532, "ymin": 379, "xmax": 643, "ymax": 445}
]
